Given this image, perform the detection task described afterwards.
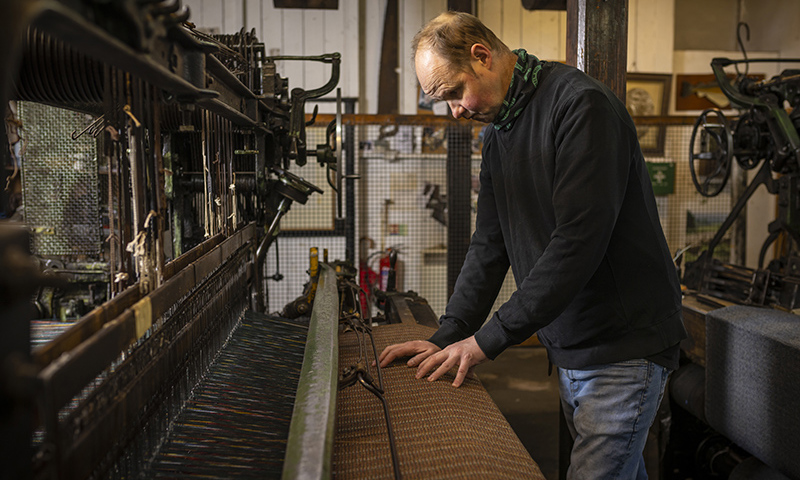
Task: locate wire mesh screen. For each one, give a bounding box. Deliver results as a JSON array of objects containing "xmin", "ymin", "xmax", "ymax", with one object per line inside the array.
[
  {"xmin": 263, "ymin": 116, "xmax": 748, "ymax": 319},
  {"xmin": 17, "ymin": 102, "xmax": 101, "ymax": 257},
  {"xmin": 265, "ymin": 119, "xmax": 507, "ymax": 320},
  {"xmin": 640, "ymin": 119, "xmax": 745, "ymax": 269},
  {"xmin": 357, "ymin": 122, "xmax": 476, "ymax": 319}
]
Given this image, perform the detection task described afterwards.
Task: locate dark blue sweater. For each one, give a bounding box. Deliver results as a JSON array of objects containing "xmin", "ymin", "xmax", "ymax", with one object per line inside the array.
[{"xmin": 429, "ymin": 62, "xmax": 686, "ymax": 369}]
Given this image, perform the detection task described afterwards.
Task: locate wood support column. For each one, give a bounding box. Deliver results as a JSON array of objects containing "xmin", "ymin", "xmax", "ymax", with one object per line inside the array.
[
  {"xmin": 566, "ymin": 0, "xmax": 629, "ymax": 101},
  {"xmin": 560, "ymin": 3, "xmax": 629, "ymax": 478}
]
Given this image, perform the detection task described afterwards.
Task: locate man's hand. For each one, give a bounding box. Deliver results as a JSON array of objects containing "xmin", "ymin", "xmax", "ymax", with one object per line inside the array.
[
  {"xmin": 416, "ymin": 336, "xmax": 488, "ymax": 388},
  {"xmin": 378, "ymin": 340, "xmax": 441, "ymax": 369}
]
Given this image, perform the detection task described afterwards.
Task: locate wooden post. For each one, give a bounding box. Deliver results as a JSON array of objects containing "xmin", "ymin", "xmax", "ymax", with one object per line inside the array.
[
  {"xmin": 566, "ymin": 0, "xmax": 629, "ymax": 101},
  {"xmin": 377, "ymin": 0, "xmax": 398, "ymax": 114},
  {"xmin": 561, "ymin": 4, "xmax": 630, "ymax": 478},
  {"xmin": 448, "ymin": 0, "xmax": 473, "ymax": 13}
]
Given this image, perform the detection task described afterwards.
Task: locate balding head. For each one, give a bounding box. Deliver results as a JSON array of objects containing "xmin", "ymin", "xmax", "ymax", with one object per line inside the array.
[{"xmin": 412, "ymin": 11, "xmax": 512, "ymax": 74}]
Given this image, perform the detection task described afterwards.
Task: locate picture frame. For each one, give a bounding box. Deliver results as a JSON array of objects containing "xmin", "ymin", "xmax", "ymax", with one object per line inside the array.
[
  {"xmin": 626, "ymin": 73, "xmax": 672, "ymax": 156},
  {"xmin": 675, "ymin": 73, "xmax": 764, "ymax": 111}
]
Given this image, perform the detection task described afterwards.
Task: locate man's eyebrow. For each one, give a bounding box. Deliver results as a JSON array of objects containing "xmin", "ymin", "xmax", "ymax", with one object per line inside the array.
[
  {"xmin": 425, "ymin": 80, "xmax": 458, "ymax": 101},
  {"xmin": 426, "ymin": 90, "xmax": 444, "ymax": 101},
  {"xmin": 422, "ymin": 80, "xmax": 444, "ymax": 99}
]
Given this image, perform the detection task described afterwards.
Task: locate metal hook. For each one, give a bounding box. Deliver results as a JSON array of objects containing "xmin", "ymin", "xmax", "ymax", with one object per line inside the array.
[
  {"xmin": 735, "ymin": 22, "xmax": 750, "ymax": 78},
  {"xmin": 71, "ymin": 114, "xmax": 106, "ymax": 140}
]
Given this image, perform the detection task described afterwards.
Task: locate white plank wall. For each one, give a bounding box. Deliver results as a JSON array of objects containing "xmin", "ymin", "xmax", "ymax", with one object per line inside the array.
[
  {"xmin": 627, "ymin": 0, "xmax": 674, "ymax": 73},
  {"xmin": 399, "ymin": 0, "xmax": 447, "ymax": 114},
  {"xmin": 477, "ymin": 0, "xmax": 567, "ymax": 62},
  {"xmin": 362, "ymin": 0, "xmax": 387, "ymax": 114}
]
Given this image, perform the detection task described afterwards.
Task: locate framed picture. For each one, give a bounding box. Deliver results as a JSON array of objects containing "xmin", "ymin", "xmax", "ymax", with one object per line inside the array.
[
  {"xmin": 675, "ymin": 73, "xmax": 764, "ymax": 111},
  {"xmin": 626, "ymin": 73, "xmax": 671, "ymax": 156}
]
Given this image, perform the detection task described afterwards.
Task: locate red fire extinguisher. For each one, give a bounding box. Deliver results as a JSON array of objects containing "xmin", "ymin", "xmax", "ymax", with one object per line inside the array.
[
  {"xmin": 379, "ymin": 250, "xmax": 392, "ymax": 291},
  {"xmin": 359, "ymin": 237, "xmax": 379, "ymax": 317},
  {"xmin": 379, "ymin": 247, "xmax": 402, "ymax": 292},
  {"xmin": 359, "ymin": 264, "xmax": 377, "ymax": 316}
]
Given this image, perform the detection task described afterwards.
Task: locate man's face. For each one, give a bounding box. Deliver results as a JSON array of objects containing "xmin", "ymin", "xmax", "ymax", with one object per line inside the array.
[{"xmin": 415, "ymin": 46, "xmax": 505, "ymax": 123}]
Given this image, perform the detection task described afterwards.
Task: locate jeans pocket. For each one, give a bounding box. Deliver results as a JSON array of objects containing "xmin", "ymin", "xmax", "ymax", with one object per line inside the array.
[{"xmin": 605, "ymin": 358, "xmax": 649, "ymax": 368}]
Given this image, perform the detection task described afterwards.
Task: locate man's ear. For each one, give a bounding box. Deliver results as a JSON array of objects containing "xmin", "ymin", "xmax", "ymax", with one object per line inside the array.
[{"xmin": 470, "ymin": 43, "xmax": 492, "ymax": 68}]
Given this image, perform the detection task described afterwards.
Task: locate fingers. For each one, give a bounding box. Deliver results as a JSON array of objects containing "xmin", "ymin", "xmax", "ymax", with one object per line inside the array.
[
  {"xmin": 377, "ymin": 341, "xmax": 412, "ymax": 366},
  {"xmin": 452, "ymin": 360, "xmax": 473, "ymax": 388},
  {"xmin": 377, "ymin": 341, "xmax": 439, "ymax": 368},
  {"xmin": 416, "ymin": 336, "xmax": 488, "ymax": 387},
  {"xmin": 415, "ymin": 351, "xmax": 450, "ymax": 380},
  {"xmin": 416, "ymin": 349, "xmax": 449, "ymax": 380},
  {"xmin": 424, "ymin": 350, "xmax": 472, "ymax": 386},
  {"xmin": 376, "ymin": 337, "xmax": 486, "ymax": 388},
  {"xmin": 407, "ymin": 352, "xmax": 429, "ymax": 367}
]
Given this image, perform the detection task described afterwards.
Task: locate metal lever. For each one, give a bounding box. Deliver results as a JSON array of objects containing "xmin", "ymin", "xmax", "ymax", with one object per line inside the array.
[{"xmin": 265, "ymin": 53, "xmax": 341, "ymax": 166}]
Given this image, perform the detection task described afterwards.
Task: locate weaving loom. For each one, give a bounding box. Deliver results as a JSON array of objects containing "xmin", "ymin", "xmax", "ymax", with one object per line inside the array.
[
  {"xmin": 23, "ymin": 243, "xmax": 544, "ymax": 479},
  {"xmin": 0, "ymin": 2, "xmax": 544, "ymax": 478}
]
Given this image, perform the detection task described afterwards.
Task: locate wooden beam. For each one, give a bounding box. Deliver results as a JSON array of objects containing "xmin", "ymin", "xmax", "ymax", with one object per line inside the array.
[
  {"xmin": 522, "ymin": 0, "xmax": 566, "ymax": 9},
  {"xmin": 377, "ymin": 0, "xmax": 399, "ymax": 114},
  {"xmin": 566, "ymin": 0, "xmax": 628, "ymax": 101},
  {"xmin": 447, "ymin": 0, "xmax": 474, "ymax": 13},
  {"xmin": 273, "ymin": 0, "xmax": 339, "ymax": 9}
]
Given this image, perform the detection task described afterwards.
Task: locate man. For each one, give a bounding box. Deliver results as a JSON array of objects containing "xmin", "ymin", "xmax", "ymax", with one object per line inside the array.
[{"xmin": 378, "ymin": 11, "xmax": 687, "ymax": 480}]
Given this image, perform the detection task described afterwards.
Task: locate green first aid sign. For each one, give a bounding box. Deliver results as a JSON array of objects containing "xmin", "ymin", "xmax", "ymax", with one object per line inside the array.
[{"xmin": 647, "ymin": 162, "xmax": 675, "ymax": 196}]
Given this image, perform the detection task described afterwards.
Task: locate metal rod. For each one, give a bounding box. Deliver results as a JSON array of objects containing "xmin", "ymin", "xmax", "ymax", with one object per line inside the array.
[
  {"xmin": 282, "ymin": 264, "xmax": 339, "ymax": 480},
  {"xmin": 357, "ymin": 372, "xmax": 402, "ymax": 480}
]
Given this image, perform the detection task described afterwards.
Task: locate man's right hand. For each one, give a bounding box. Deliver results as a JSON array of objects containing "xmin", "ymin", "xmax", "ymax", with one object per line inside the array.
[{"xmin": 378, "ymin": 340, "xmax": 441, "ymax": 368}]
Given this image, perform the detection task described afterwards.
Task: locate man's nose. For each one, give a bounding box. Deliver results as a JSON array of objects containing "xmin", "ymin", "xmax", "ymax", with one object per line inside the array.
[
  {"xmin": 449, "ymin": 102, "xmax": 464, "ymax": 119},
  {"xmin": 447, "ymin": 100, "xmax": 464, "ymax": 118}
]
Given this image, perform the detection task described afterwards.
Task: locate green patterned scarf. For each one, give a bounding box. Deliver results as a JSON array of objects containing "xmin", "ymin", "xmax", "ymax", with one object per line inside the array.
[{"xmin": 492, "ymin": 49, "xmax": 543, "ymax": 131}]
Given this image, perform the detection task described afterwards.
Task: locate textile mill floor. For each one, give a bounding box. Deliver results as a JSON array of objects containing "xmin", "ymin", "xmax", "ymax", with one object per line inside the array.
[{"xmin": 475, "ymin": 346, "xmax": 561, "ymax": 480}]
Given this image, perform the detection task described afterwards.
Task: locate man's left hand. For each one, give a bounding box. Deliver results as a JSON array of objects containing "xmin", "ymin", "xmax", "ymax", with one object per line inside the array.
[{"xmin": 415, "ymin": 336, "xmax": 488, "ymax": 387}]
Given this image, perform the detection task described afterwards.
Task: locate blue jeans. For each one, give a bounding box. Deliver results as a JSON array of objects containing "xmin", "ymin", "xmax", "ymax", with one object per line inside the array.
[{"xmin": 558, "ymin": 359, "xmax": 670, "ymax": 480}]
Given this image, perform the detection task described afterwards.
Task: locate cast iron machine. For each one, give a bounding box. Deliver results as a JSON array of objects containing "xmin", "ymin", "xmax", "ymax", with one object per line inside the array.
[
  {"xmin": 0, "ymin": 0, "xmax": 346, "ymax": 477},
  {"xmin": 682, "ymin": 57, "xmax": 800, "ymax": 309}
]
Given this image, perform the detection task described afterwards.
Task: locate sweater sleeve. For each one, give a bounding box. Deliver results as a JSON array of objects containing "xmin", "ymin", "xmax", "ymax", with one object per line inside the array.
[
  {"xmin": 473, "ymin": 89, "xmax": 634, "ymax": 359},
  {"xmin": 428, "ymin": 155, "xmax": 511, "ymax": 349}
]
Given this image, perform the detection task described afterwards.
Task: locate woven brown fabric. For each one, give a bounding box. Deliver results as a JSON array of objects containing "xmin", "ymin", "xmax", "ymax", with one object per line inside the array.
[{"xmin": 333, "ymin": 323, "xmax": 546, "ymax": 479}]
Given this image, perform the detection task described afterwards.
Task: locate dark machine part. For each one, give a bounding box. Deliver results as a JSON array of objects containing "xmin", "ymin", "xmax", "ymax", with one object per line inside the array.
[
  {"xmin": 0, "ymin": 0, "xmax": 347, "ymax": 477},
  {"xmin": 264, "ymin": 53, "xmax": 341, "ymax": 167},
  {"xmin": 668, "ymin": 362, "xmax": 747, "ymax": 479},
  {"xmin": 254, "ymin": 167, "xmax": 324, "ymax": 295},
  {"xmin": 666, "ymin": 309, "xmax": 800, "ymax": 480},
  {"xmin": 689, "ymin": 108, "xmax": 734, "ymax": 197},
  {"xmin": 670, "ymin": 362, "xmax": 707, "ymax": 425},
  {"xmin": 682, "ymin": 58, "xmax": 800, "ymax": 309},
  {"xmin": 4, "ymin": 0, "xmax": 346, "ymax": 317},
  {"xmin": 367, "ymin": 249, "xmax": 439, "ymax": 329},
  {"xmin": 422, "ymin": 183, "xmax": 447, "ymax": 226},
  {"xmin": 381, "ymin": 291, "xmax": 440, "ymax": 329},
  {"xmin": 317, "ymin": 88, "xmax": 356, "ymax": 220},
  {"xmin": 0, "ymin": 226, "xmax": 66, "ymax": 480}
]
